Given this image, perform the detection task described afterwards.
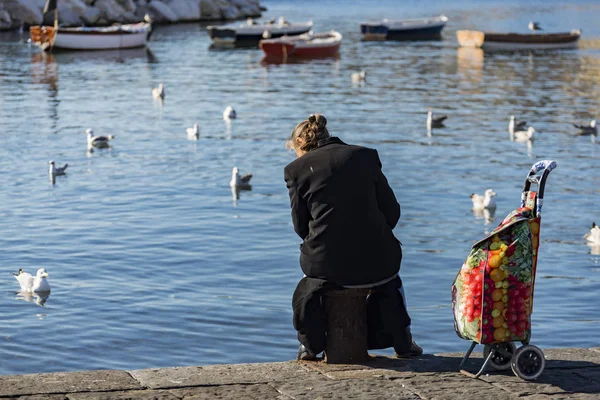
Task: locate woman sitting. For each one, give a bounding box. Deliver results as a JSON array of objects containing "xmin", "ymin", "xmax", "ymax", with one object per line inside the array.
[{"xmin": 284, "ymin": 114, "xmax": 422, "ymax": 360}]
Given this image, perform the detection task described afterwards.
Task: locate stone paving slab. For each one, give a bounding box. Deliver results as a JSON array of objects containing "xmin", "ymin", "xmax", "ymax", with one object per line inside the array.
[
  {"xmin": 67, "ymin": 390, "xmax": 179, "ymax": 400},
  {"xmin": 272, "ymin": 377, "xmax": 421, "ymax": 400},
  {"xmin": 0, "ymin": 371, "xmax": 142, "ymax": 398},
  {"xmin": 168, "ymin": 384, "xmax": 286, "ymax": 400},
  {"xmin": 129, "ymin": 362, "xmax": 320, "ymax": 390},
  {"xmin": 542, "ymin": 348, "xmax": 600, "ymax": 369}
]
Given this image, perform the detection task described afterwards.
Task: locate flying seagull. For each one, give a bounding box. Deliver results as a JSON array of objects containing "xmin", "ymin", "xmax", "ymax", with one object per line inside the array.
[{"xmin": 528, "ymin": 21, "xmax": 542, "ymax": 31}]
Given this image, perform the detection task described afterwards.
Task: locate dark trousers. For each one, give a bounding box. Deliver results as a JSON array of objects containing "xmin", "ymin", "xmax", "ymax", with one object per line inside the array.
[{"xmin": 292, "ymin": 275, "xmax": 413, "ymax": 355}]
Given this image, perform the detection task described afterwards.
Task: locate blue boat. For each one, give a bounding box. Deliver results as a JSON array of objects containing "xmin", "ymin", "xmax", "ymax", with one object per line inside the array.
[{"xmin": 360, "ymin": 15, "xmax": 449, "ymax": 41}]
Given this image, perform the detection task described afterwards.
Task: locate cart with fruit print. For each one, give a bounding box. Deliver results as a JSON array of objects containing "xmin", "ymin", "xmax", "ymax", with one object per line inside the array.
[{"xmin": 452, "ymin": 160, "xmax": 557, "ymax": 380}]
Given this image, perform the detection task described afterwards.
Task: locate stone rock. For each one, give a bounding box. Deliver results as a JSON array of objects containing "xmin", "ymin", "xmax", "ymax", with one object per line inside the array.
[
  {"xmin": 0, "ymin": 10, "xmax": 13, "ymax": 30},
  {"xmin": 239, "ymin": 4, "xmax": 260, "ymax": 17},
  {"xmin": 81, "ymin": 5, "xmax": 102, "ymax": 24},
  {"xmin": 57, "ymin": 1, "xmax": 84, "ymax": 26},
  {"xmin": 199, "ymin": 0, "xmax": 220, "ymax": 20},
  {"xmin": 165, "ymin": 0, "xmax": 199, "ymax": 21},
  {"xmin": 220, "ymin": 5, "xmax": 239, "ymax": 20},
  {"xmin": 95, "ymin": 0, "xmax": 128, "ymax": 23},
  {"xmin": 6, "ymin": 0, "xmax": 43, "ymax": 25},
  {"xmin": 229, "ymin": 0, "xmax": 249, "ymax": 8},
  {"xmin": 115, "ymin": 0, "xmax": 136, "ymax": 13},
  {"xmin": 64, "ymin": 0, "xmax": 88, "ymax": 17},
  {"xmin": 147, "ymin": 0, "xmax": 178, "ymax": 23}
]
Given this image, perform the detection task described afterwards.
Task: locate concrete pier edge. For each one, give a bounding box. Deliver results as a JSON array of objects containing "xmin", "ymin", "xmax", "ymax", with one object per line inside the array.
[{"xmin": 1, "ymin": 347, "xmax": 599, "ymax": 399}]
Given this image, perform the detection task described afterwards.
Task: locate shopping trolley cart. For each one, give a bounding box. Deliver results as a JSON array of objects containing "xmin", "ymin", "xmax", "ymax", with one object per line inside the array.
[{"xmin": 451, "ymin": 160, "xmax": 557, "ymax": 380}]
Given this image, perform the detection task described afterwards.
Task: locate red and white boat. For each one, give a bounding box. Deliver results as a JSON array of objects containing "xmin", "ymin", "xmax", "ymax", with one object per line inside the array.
[{"xmin": 259, "ymin": 30, "xmax": 342, "ymax": 58}]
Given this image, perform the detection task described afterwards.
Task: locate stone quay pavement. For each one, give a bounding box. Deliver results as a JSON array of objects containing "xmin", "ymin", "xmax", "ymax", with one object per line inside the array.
[{"xmin": 1, "ymin": 348, "xmax": 599, "ymax": 399}]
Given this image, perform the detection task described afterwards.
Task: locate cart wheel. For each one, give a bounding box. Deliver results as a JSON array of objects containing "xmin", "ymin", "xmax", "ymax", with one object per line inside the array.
[
  {"xmin": 483, "ymin": 342, "xmax": 517, "ymax": 370},
  {"xmin": 511, "ymin": 345, "xmax": 545, "ymax": 380}
]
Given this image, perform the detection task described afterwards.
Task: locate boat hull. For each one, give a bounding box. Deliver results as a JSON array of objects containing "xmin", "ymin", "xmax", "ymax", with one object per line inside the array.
[
  {"xmin": 260, "ymin": 31, "xmax": 342, "ymax": 58},
  {"xmin": 360, "ymin": 16, "xmax": 448, "ymax": 41},
  {"xmin": 208, "ymin": 22, "xmax": 313, "ymax": 47},
  {"xmin": 30, "ymin": 23, "xmax": 151, "ymax": 51},
  {"xmin": 457, "ymin": 29, "xmax": 581, "ymax": 51}
]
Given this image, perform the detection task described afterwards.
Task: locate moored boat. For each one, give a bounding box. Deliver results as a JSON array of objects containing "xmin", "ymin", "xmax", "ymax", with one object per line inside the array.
[
  {"xmin": 360, "ymin": 15, "xmax": 448, "ymax": 41},
  {"xmin": 30, "ymin": 0, "xmax": 152, "ymax": 51},
  {"xmin": 457, "ymin": 29, "xmax": 582, "ymax": 51},
  {"xmin": 259, "ymin": 30, "xmax": 342, "ymax": 59},
  {"xmin": 30, "ymin": 22, "xmax": 153, "ymax": 52},
  {"xmin": 208, "ymin": 17, "xmax": 313, "ymax": 47}
]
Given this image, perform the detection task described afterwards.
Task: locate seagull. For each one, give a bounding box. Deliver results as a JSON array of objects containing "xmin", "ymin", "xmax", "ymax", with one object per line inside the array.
[
  {"xmin": 13, "ymin": 268, "xmax": 51, "ymax": 293},
  {"xmin": 48, "ymin": 160, "xmax": 68, "ymax": 176},
  {"xmin": 573, "ymin": 120, "xmax": 597, "ymax": 136},
  {"xmin": 426, "ymin": 111, "xmax": 447, "ymax": 130},
  {"xmin": 584, "ymin": 222, "xmax": 600, "ymax": 244},
  {"xmin": 471, "ymin": 189, "xmax": 497, "ymax": 210},
  {"xmin": 230, "ymin": 167, "xmax": 252, "ymax": 188},
  {"xmin": 152, "ymin": 83, "xmax": 165, "ymax": 99},
  {"xmin": 351, "ymin": 70, "xmax": 366, "ymax": 83},
  {"xmin": 528, "ymin": 21, "xmax": 542, "ymax": 31},
  {"xmin": 223, "ymin": 106, "xmax": 237, "ymax": 120},
  {"xmin": 513, "ymin": 127, "xmax": 536, "ymax": 142},
  {"xmin": 86, "ymin": 128, "xmax": 115, "ymax": 148},
  {"xmin": 186, "ymin": 123, "xmax": 199, "ymax": 140},
  {"xmin": 508, "ymin": 115, "xmax": 527, "ymax": 134}
]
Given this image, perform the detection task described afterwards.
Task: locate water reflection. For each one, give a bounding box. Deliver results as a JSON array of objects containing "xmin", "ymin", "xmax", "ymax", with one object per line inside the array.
[
  {"xmin": 472, "ymin": 208, "xmax": 496, "ymax": 225},
  {"xmin": 260, "ymin": 53, "xmax": 341, "ymax": 66},
  {"xmin": 456, "ymin": 47, "xmax": 484, "ymax": 83},
  {"xmin": 588, "ymin": 243, "xmax": 600, "ymax": 256},
  {"xmin": 16, "ymin": 291, "xmax": 50, "ymax": 307},
  {"xmin": 47, "ymin": 47, "xmax": 155, "ymax": 64},
  {"xmin": 231, "ymin": 185, "xmax": 252, "ymax": 205}
]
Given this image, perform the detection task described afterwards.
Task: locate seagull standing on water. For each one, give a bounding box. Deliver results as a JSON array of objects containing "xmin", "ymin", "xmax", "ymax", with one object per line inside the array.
[
  {"xmin": 584, "ymin": 222, "xmax": 600, "ymax": 244},
  {"xmin": 230, "ymin": 167, "xmax": 252, "ymax": 188},
  {"xmin": 13, "ymin": 268, "xmax": 51, "ymax": 293},
  {"xmin": 86, "ymin": 129, "xmax": 115, "ymax": 148},
  {"xmin": 573, "ymin": 120, "xmax": 597, "ymax": 136},
  {"xmin": 351, "ymin": 70, "xmax": 366, "ymax": 83},
  {"xmin": 513, "ymin": 127, "xmax": 536, "ymax": 142},
  {"xmin": 528, "ymin": 21, "xmax": 542, "ymax": 31},
  {"xmin": 186, "ymin": 123, "xmax": 199, "ymax": 140},
  {"xmin": 223, "ymin": 106, "xmax": 237, "ymax": 120},
  {"xmin": 508, "ymin": 115, "xmax": 527, "ymax": 135},
  {"xmin": 471, "ymin": 189, "xmax": 497, "ymax": 210},
  {"xmin": 152, "ymin": 83, "xmax": 165, "ymax": 99},
  {"xmin": 426, "ymin": 111, "xmax": 447, "ymax": 131},
  {"xmin": 48, "ymin": 160, "xmax": 68, "ymax": 176}
]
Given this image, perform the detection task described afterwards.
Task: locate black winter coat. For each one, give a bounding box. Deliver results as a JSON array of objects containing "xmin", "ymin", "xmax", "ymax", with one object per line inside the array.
[{"xmin": 284, "ymin": 137, "xmax": 402, "ymax": 286}]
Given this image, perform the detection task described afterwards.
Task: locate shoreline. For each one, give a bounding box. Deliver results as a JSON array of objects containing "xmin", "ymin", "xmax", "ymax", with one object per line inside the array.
[
  {"xmin": 0, "ymin": 0, "xmax": 265, "ymax": 31},
  {"xmin": 1, "ymin": 347, "xmax": 599, "ymax": 398}
]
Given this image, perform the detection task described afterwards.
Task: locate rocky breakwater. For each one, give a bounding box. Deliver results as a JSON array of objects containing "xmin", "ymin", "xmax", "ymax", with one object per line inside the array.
[{"xmin": 0, "ymin": 0, "xmax": 264, "ymax": 30}]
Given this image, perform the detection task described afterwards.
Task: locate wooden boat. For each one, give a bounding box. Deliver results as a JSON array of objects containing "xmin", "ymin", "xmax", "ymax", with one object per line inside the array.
[
  {"xmin": 360, "ymin": 15, "xmax": 448, "ymax": 41},
  {"xmin": 208, "ymin": 17, "xmax": 313, "ymax": 47},
  {"xmin": 30, "ymin": 22, "xmax": 153, "ymax": 52},
  {"xmin": 259, "ymin": 30, "xmax": 342, "ymax": 59},
  {"xmin": 457, "ymin": 29, "xmax": 582, "ymax": 51}
]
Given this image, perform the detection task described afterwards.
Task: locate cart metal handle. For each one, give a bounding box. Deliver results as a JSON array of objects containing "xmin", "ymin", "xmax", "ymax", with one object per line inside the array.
[{"xmin": 521, "ymin": 160, "xmax": 557, "ymax": 215}]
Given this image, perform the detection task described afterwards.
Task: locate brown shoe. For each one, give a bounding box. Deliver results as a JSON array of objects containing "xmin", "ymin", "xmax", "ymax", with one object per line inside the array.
[{"xmin": 394, "ymin": 340, "xmax": 423, "ymax": 358}]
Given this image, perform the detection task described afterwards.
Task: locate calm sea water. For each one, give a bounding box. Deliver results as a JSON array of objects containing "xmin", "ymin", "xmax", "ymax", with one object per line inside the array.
[{"xmin": 1, "ymin": 0, "xmax": 599, "ymax": 375}]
